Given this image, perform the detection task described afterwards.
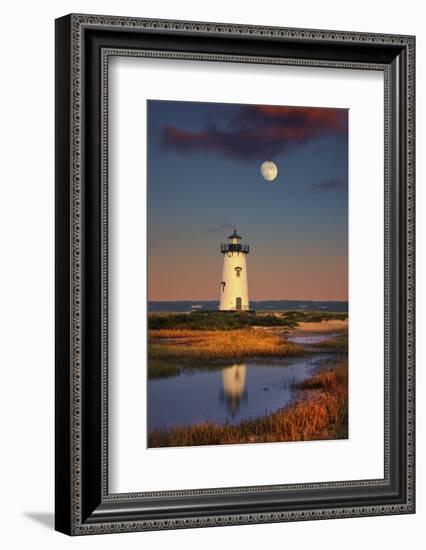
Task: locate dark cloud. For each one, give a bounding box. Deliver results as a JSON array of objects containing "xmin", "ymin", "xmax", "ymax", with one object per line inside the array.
[
  {"xmin": 311, "ymin": 176, "xmax": 347, "ymax": 192},
  {"xmin": 160, "ymin": 105, "xmax": 347, "ymax": 162}
]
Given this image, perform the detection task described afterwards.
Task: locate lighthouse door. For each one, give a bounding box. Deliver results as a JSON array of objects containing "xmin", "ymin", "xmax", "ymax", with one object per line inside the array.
[{"xmin": 236, "ymin": 297, "xmax": 242, "ymax": 310}]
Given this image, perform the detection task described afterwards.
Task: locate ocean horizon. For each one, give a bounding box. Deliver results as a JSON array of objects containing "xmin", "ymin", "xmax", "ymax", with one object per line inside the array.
[{"xmin": 148, "ymin": 300, "xmax": 348, "ymax": 313}]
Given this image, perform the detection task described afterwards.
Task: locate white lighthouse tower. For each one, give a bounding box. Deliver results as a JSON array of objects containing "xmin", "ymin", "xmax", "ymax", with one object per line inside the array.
[{"xmin": 219, "ymin": 230, "xmax": 250, "ymax": 311}]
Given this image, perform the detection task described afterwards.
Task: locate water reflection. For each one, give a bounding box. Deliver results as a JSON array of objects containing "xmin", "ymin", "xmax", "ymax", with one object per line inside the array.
[
  {"xmin": 148, "ymin": 354, "xmax": 336, "ymax": 431},
  {"xmin": 220, "ymin": 364, "xmax": 247, "ymax": 417}
]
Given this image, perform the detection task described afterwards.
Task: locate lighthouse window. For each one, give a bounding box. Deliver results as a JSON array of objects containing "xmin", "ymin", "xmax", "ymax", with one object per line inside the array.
[{"xmin": 235, "ymin": 267, "xmax": 242, "ymax": 277}]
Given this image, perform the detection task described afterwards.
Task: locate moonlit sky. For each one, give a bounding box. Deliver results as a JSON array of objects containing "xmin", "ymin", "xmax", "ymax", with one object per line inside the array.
[{"xmin": 147, "ymin": 100, "xmax": 348, "ymax": 301}]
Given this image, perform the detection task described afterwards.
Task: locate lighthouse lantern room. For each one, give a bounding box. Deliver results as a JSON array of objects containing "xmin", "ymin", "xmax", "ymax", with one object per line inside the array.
[{"xmin": 219, "ymin": 230, "xmax": 250, "ymax": 311}]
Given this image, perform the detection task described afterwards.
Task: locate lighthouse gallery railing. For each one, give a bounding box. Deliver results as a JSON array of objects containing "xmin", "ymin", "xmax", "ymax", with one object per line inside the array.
[{"xmin": 220, "ymin": 244, "xmax": 250, "ymax": 253}]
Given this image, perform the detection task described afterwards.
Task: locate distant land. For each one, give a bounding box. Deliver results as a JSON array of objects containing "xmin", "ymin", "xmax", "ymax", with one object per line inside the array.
[{"xmin": 148, "ymin": 300, "xmax": 348, "ymax": 313}]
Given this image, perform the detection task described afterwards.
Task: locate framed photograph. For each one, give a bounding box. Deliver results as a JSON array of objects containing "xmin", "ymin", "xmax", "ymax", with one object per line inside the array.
[{"xmin": 55, "ymin": 14, "xmax": 415, "ymax": 535}]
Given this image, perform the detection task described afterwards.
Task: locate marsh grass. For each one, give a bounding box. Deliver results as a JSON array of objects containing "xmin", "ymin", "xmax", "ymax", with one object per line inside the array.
[
  {"xmin": 148, "ymin": 328, "xmax": 303, "ymax": 366},
  {"xmin": 148, "ymin": 362, "xmax": 348, "ymax": 447},
  {"xmin": 292, "ymin": 363, "xmax": 347, "ymax": 391},
  {"xmin": 313, "ymin": 333, "xmax": 348, "ymax": 353}
]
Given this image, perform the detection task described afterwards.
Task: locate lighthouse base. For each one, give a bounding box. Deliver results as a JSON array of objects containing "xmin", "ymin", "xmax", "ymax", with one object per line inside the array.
[
  {"xmin": 189, "ymin": 309, "xmax": 256, "ymax": 315},
  {"xmin": 215, "ymin": 309, "xmax": 256, "ymax": 314}
]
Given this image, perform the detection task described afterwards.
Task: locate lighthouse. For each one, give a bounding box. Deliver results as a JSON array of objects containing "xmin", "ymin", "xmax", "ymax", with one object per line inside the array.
[{"xmin": 219, "ymin": 230, "xmax": 250, "ymax": 311}]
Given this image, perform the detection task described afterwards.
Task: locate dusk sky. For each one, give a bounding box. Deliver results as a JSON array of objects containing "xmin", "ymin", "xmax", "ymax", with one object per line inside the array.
[{"xmin": 147, "ymin": 100, "xmax": 348, "ymax": 301}]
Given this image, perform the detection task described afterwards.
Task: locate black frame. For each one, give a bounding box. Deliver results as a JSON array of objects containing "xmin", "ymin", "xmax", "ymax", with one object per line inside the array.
[{"xmin": 55, "ymin": 14, "xmax": 415, "ymax": 535}]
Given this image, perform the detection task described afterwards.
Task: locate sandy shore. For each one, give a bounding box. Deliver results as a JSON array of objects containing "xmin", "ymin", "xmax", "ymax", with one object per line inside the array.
[{"xmin": 294, "ymin": 319, "xmax": 348, "ymax": 333}]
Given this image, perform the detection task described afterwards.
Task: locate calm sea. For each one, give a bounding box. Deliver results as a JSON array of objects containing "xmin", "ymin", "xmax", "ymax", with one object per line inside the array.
[{"xmin": 148, "ymin": 300, "xmax": 348, "ymax": 313}]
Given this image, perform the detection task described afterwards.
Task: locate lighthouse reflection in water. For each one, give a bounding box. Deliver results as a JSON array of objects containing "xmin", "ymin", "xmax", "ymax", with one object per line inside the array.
[
  {"xmin": 147, "ymin": 355, "xmax": 332, "ymax": 431},
  {"xmin": 220, "ymin": 364, "xmax": 247, "ymax": 417}
]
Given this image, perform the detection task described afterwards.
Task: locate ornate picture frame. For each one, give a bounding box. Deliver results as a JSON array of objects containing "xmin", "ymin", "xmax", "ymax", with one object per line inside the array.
[{"xmin": 55, "ymin": 14, "xmax": 415, "ymax": 535}]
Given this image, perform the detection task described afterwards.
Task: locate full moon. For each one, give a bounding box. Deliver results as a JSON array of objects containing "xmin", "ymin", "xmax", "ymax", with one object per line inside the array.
[{"xmin": 261, "ymin": 161, "xmax": 278, "ymax": 181}]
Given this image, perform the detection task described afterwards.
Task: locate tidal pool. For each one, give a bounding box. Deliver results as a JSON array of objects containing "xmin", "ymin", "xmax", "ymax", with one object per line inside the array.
[
  {"xmin": 287, "ymin": 333, "xmax": 339, "ymax": 345},
  {"xmin": 148, "ymin": 353, "xmax": 337, "ymax": 432}
]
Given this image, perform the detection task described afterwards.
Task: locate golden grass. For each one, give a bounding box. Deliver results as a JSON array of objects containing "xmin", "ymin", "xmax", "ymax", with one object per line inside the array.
[
  {"xmin": 148, "ymin": 328, "xmax": 303, "ymax": 363},
  {"xmin": 292, "ymin": 363, "xmax": 347, "ymax": 391},
  {"xmin": 148, "ymin": 362, "xmax": 348, "ymax": 447}
]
